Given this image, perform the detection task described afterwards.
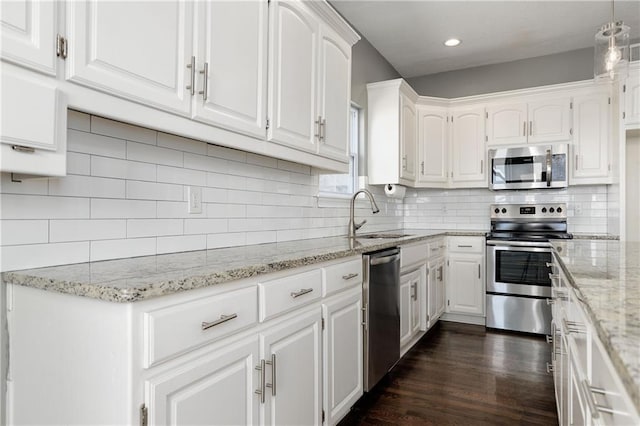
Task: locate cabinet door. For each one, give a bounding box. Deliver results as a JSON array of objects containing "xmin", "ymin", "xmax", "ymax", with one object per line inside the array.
[
  {"xmin": 322, "ymin": 288, "xmax": 363, "ymax": 426},
  {"xmin": 1, "ymin": 0, "xmax": 57, "ymax": 75},
  {"xmin": 427, "ymin": 263, "xmax": 438, "ymax": 327},
  {"xmin": 268, "ymin": 0, "xmax": 318, "ymax": 153},
  {"xmin": 1, "ymin": 67, "xmax": 67, "ymax": 176},
  {"xmin": 486, "ymin": 103, "xmax": 528, "ymax": 146},
  {"xmin": 451, "ymin": 107, "xmax": 486, "ymax": 186},
  {"xmin": 570, "ymin": 92, "xmax": 611, "ymax": 183},
  {"xmin": 193, "ymin": 0, "xmax": 267, "ymax": 139},
  {"xmin": 417, "ymin": 107, "xmax": 448, "ymax": 186},
  {"xmin": 400, "ymin": 269, "xmax": 420, "ymax": 349},
  {"xmin": 400, "ymin": 94, "xmax": 417, "ymax": 181},
  {"xmin": 527, "ymin": 97, "xmax": 571, "ymax": 143},
  {"xmin": 447, "ymin": 254, "xmax": 484, "ymax": 316},
  {"xmin": 262, "ymin": 308, "xmax": 322, "ymax": 426},
  {"xmin": 146, "ymin": 336, "xmax": 260, "ymax": 425},
  {"xmin": 317, "ymin": 25, "xmax": 351, "ymax": 162},
  {"xmin": 436, "ymin": 260, "xmax": 446, "ymax": 319},
  {"xmin": 66, "ymin": 1, "xmax": 194, "ymax": 115},
  {"xmin": 624, "ymin": 69, "xmax": 640, "ymax": 127}
]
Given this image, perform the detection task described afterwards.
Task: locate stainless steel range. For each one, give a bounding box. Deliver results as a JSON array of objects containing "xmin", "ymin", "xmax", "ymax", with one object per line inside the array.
[{"xmin": 485, "ymin": 203, "xmax": 572, "ymax": 335}]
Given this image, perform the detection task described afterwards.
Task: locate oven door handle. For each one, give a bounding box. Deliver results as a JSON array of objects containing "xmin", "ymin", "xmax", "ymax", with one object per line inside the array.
[{"xmin": 486, "ymin": 240, "xmax": 553, "ymax": 250}]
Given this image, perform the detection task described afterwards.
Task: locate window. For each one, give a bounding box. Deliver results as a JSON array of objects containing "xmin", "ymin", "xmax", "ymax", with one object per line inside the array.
[{"xmin": 318, "ymin": 105, "xmax": 359, "ymax": 196}]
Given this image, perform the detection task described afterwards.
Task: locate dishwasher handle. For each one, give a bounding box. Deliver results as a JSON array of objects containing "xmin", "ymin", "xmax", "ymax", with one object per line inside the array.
[{"xmin": 370, "ymin": 253, "xmax": 400, "ymax": 266}]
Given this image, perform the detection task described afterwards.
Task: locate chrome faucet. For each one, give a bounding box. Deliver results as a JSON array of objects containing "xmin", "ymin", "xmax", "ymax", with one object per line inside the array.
[{"xmin": 348, "ymin": 189, "xmax": 380, "ymax": 239}]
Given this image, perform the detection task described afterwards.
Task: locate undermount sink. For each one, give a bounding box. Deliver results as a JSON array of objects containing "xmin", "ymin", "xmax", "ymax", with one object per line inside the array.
[{"xmin": 356, "ymin": 233, "xmax": 413, "ymax": 239}]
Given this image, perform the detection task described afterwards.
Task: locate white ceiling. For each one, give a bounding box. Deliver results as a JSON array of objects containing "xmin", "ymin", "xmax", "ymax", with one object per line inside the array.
[{"xmin": 330, "ymin": 0, "xmax": 640, "ymax": 78}]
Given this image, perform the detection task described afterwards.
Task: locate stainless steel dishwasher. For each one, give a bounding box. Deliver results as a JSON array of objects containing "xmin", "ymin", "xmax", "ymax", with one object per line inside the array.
[{"xmin": 362, "ymin": 247, "xmax": 401, "ymax": 391}]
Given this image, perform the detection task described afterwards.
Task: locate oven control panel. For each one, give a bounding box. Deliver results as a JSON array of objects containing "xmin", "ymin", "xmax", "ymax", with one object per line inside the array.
[{"xmin": 490, "ymin": 203, "xmax": 567, "ymax": 219}]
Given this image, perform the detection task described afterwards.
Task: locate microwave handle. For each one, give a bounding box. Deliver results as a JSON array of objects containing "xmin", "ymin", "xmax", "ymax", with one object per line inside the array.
[{"xmin": 546, "ymin": 149, "xmax": 552, "ymax": 187}]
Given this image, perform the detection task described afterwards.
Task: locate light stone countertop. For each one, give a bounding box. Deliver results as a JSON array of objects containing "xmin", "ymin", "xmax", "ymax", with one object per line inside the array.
[
  {"xmin": 2, "ymin": 229, "xmax": 484, "ymax": 303},
  {"xmin": 552, "ymin": 239, "xmax": 640, "ymax": 414}
]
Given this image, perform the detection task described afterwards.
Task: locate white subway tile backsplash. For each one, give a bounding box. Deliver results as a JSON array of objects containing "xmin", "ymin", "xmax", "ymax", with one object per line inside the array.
[
  {"xmin": 157, "ymin": 235, "xmax": 206, "ymax": 254},
  {"xmin": 158, "ymin": 132, "xmax": 207, "ymax": 155},
  {"xmin": 1, "ymin": 242, "xmax": 89, "ymax": 271},
  {"xmin": 127, "ymin": 219, "xmax": 183, "ymax": 238},
  {"xmin": 157, "ymin": 200, "xmax": 206, "ymax": 219},
  {"xmin": 202, "ymin": 188, "xmax": 228, "ymax": 203},
  {"xmin": 247, "ymin": 153, "xmax": 278, "ymax": 169},
  {"xmin": 90, "ymin": 238, "xmax": 156, "ymax": 262},
  {"xmin": 207, "ymin": 232, "xmax": 246, "ymax": 249},
  {"xmin": 184, "ymin": 218, "xmax": 228, "ymax": 235},
  {"xmin": 126, "ymin": 181, "xmax": 183, "ymax": 201},
  {"xmin": 91, "ymin": 199, "xmax": 156, "ymax": 219},
  {"xmin": 68, "ymin": 129, "xmax": 127, "ymax": 158},
  {"xmin": 0, "ymin": 174, "xmax": 48, "ymax": 195},
  {"xmin": 1, "ymin": 194, "xmax": 90, "ymax": 220},
  {"xmin": 157, "ymin": 165, "xmax": 206, "ymax": 186},
  {"xmin": 246, "ymin": 231, "xmax": 277, "ymax": 245},
  {"xmin": 68, "ymin": 110, "xmax": 91, "ymax": 132},
  {"xmin": 184, "ymin": 152, "xmax": 229, "ymax": 174},
  {"xmin": 1, "ymin": 220, "xmax": 49, "ymax": 246},
  {"xmin": 49, "ymin": 219, "xmax": 126, "ymax": 243},
  {"xmin": 127, "ymin": 141, "xmax": 183, "ymax": 167},
  {"xmin": 91, "ymin": 116, "xmax": 157, "ymax": 145},
  {"xmin": 67, "ymin": 152, "xmax": 91, "ymax": 175},
  {"xmin": 207, "ymin": 144, "xmax": 247, "ymax": 163},
  {"xmin": 49, "ymin": 175, "xmax": 125, "ymax": 199}
]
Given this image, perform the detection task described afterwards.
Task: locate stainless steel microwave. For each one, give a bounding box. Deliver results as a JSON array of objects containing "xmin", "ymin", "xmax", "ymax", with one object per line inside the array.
[{"xmin": 488, "ymin": 144, "xmax": 568, "ymax": 190}]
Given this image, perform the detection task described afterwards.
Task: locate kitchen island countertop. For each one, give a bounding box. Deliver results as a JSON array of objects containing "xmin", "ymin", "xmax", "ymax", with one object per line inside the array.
[{"xmin": 552, "ymin": 239, "xmax": 640, "ymax": 414}]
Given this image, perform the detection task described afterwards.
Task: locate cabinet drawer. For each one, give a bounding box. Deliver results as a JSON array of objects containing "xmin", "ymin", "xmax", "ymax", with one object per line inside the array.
[
  {"xmin": 323, "ymin": 258, "xmax": 363, "ymax": 296},
  {"xmin": 427, "ymin": 238, "xmax": 446, "ymax": 258},
  {"xmin": 448, "ymin": 236, "xmax": 484, "ymax": 253},
  {"xmin": 259, "ymin": 269, "xmax": 322, "ymax": 322},
  {"xmin": 144, "ymin": 286, "xmax": 258, "ymax": 368},
  {"xmin": 401, "ymin": 243, "xmax": 427, "ymax": 269}
]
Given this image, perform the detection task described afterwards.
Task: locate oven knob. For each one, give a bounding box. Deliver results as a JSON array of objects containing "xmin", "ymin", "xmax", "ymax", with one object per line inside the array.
[
  {"xmin": 541, "ymin": 207, "xmax": 547, "ymax": 213},
  {"xmin": 501, "ymin": 208, "xmax": 507, "ymax": 214},
  {"xmin": 549, "ymin": 207, "xmax": 555, "ymax": 213},
  {"xmin": 557, "ymin": 207, "xmax": 562, "ymax": 213},
  {"xmin": 494, "ymin": 208, "xmax": 500, "ymax": 214}
]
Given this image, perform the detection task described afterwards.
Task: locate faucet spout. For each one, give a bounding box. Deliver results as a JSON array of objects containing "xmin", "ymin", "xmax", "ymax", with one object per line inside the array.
[{"xmin": 348, "ymin": 189, "xmax": 380, "ymax": 239}]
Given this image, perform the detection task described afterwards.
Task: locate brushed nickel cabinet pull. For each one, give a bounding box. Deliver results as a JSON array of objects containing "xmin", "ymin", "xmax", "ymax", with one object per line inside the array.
[
  {"xmin": 581, "ymin": 379, "xmax": 600, "ymax": 419},
  {"xmin": 480, "ymin": 159, "xmax": 483, "ymax": 174},
  {"xmin": 477, "ymin": 264, "xmax": 481, "ymax": 279},
  {"xmin": 421, "ymin": 161, "xmax": 425, "ymax": 174},
  {"xmin": 320, "ymin": 118, "xmax": 326, "ymax": 142},
  {"xmin": 265, "ymin": 354, "xmax": 276, "ymax": 396},
  {"xmin": 186, "ymin": 56, "xmax": 196, "ymax": 96},
  {"xmin": 575, "ymin": 155, "xmax": 579, "ymax": 171},
  {"xmin": 201, "ymin": 313, "xmax": 237, "ymax": 330},
  {"xmin": 255, "ymin": 359, "xmax": 266, "ymax": 403},
  {"xmin": 529, "ymin": 121, "xmax": 533, "ymax": 136},
  {"xmin": 457, "ymin": 244, "xmax": 473, "ymax": 248},
  {"xmin": 314, "ymin": 116, "xmax": 322, "ymax": 141},
  {"xmin": 291, "ymin": 288, "xmax": 313, "ymax": 298},
  {"xmin": 199, "ymin": 62, "xmax": 209, "ymax": 101},
  {"xmin": 523, "ymin": 121, "xmax": 526, "ymax": 136},
  {"xmin": 11, "ymin": 145, "xmax": 35, "ymax": 153},
  {"xmin": 342, "ymin": 273, "xmax": 359, "ymax": 280}
]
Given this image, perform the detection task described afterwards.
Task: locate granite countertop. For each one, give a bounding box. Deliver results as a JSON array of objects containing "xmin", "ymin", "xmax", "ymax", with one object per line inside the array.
[
  {"xmin": 2, "ymin": 229, "xmax": 484, "ymax": 303},
  {"xmin": 552, "ymin": 239, "xmax": 640, "ymax": 414}
]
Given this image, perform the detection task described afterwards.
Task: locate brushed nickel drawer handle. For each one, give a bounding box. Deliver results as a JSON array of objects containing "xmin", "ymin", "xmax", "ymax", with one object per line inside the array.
[
  {"xmin": 201, "ymin": 313, "xmax": 237, "ymax": 330},
  {"xmin": 265, "ymin": 354, "xmax": 276, "ymax": 396},
  {"xmin": 199, "ymin": 62, "xmax": 209, "ymax": 101},
  {"xmin": 291, "ymin": 288, "xmax": 313, "ymax": 298},
  {"xmin": 457, "ymin": 244, "xmax": 473, "ymax": 248},
  {"xmin": 11, "ymin": 145, "xmax": 35, "ymax": 153},
  {"xmin": 255, "ymin": 359, "xmax": 266, "ymax": 403},
  {"xmin": 342, "ymin": 273, "xmax": 359, "ymax": 280},
  {"xmin": 563, "ymin": 318, "xmax": 586, "ymax": 334}
]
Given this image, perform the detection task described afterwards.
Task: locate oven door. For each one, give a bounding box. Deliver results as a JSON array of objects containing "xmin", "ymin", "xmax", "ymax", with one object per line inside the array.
[{"xmin": 486, "ymin": 241, "xmax": 553, "ymax": 297}]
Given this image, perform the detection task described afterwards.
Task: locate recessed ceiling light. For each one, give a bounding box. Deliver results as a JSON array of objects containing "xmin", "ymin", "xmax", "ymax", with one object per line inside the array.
[{"xmin": 444, "ymin": 38, "xmax": 461, "ymax": 47}]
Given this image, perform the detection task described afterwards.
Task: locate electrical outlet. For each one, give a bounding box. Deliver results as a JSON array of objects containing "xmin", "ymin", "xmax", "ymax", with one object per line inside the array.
[{"xmin": 188, "ymin": 186, "xmax": 202, "ymax": 214}]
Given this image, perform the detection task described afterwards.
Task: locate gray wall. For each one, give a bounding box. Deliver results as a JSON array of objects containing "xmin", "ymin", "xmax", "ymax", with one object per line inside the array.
[
  {"xmin": 407, "ymin": 47, "xmax": 595, "ymax": 98},
  {"xmin": 350, "ymin": 36, "xmax": 401, "ymax": 176}
]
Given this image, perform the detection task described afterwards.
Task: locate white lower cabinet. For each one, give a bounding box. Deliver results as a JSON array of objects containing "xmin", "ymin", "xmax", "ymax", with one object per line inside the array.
[
  {"xmin": 427, "ymin": 257, "xmax": 446, "ymax": 327},
  {"xmin": 445, "ymin": 237, "xmax": 485, "ymax": 318},
  {"xmin": 146, "ymin": 336, "xmax": 261, "ymax": 425},
  {"xmin": 399, "ymin": 268, "xmax": 422, "ymax": 351},
  {"xmin": 322, "ymin": 287, "xmax": 363, "ymax": 425}
]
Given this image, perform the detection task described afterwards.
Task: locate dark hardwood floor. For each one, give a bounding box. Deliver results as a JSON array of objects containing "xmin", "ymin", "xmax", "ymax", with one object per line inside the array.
[{"xmin": 340, "ymin": 322, "xmax": 558, "ymax": 425}]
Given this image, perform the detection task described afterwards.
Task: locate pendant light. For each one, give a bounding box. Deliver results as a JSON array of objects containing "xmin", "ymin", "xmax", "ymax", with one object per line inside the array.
[{"xmin": 594, "ymin": 0, "xmax": 630, "ymax": 81}]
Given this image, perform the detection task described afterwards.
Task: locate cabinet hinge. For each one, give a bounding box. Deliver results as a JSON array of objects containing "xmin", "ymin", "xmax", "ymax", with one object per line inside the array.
[
  {"xmin": 266, "ymin": 118, "xmax": 270, "ymax": 131},
  {"xmin": 56, "ymin": 34, "xmax": 68, "ymax": 59},
  {"xmin": 321, "ymin": 317, "xmax": 325, "ymax": 330},
  {"xmin": 322, "ymin": 410, "xmax": 325, "ymax": 422},
  {"xmin": 140, "ymin": 404, "xmax": 148, "ymax": 426},
  {"xmin": 608, "ymin": 97, "xmax": 611, "ymax": 105}
]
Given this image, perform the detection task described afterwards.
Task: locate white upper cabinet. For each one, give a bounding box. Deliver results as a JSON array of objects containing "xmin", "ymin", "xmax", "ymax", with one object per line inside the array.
[
  {"xmin": 486, "ymin": 103, "xmax": 528, "ymax": 146},
  {"xmin": 367, "ymin": 79, "xmax": 419, "ymax": 186},
  {"xmin": 570, "ymin": 90, "xmax": 611, "ymax": 184},
  {"xmin": 66, "ymin": 1, "xmax": 194, "ymax": 116},
  {"xmin": 193, "ymin": 0, "xmax": 268, "ymax": 139},
  {"xmin": 625, "ymin": 67, "xmax": 640, "ymax": 128},
  {"xmin": 486, "ymin": 97, "xmax": 571, "ymax": 145},
  {"xmin": 527, "ymin": 97, "xmax": 572, "ymax": 143},
  {"xmin": 450, "ymin": 106, "xmax": 486, "ymax": 187},
  {"xmin": 1, "ymin": 66, "xmax": 67, "ymax": 176},
  {"xmin": 417, "ymin": 106, "xmax": 448, "ymax": 186},
  {"xmin": 1, "ymin": 0, "xmax": 58, "ymax": 75},
  {"xmin": 400, "ymin": 93, "xmax": 417, "ymax": 181},
  {"xmin": 267, "ymin": 0, "xmax": 319, "ymax": 153},
  {"xmin": 317, "ymin": 25, "xmax": 352, "ymax": 161}
]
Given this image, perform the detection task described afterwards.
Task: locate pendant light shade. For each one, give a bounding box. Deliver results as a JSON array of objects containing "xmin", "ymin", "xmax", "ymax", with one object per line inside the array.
[{"xmin": 594, "ymin": 1, "xmax": 630, "ymax": 81}]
